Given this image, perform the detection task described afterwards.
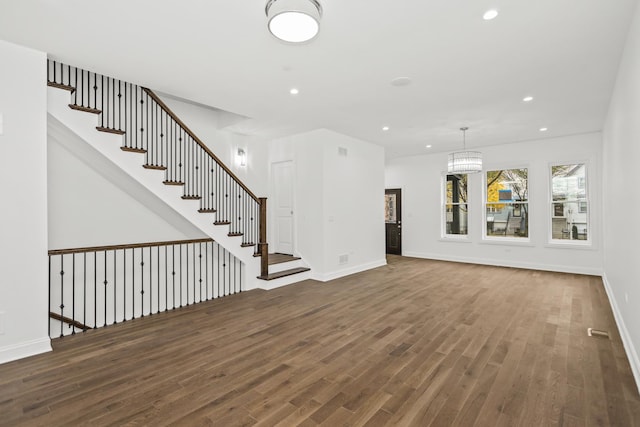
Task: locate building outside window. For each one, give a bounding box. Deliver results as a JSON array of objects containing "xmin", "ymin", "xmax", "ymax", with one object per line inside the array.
[
  {"xmin": 551, "ymin": 164, "xmax": 589, "ymax": 241},
  {"xmin": 485, "ymin": 168, "xmax": 529, "ymax": 238},
  {"xmin": 444, "ymin": 174, "xmax": 468, "ymax": 236}
]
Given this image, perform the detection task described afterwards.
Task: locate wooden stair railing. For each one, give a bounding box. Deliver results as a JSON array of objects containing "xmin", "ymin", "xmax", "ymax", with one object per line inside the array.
[
  {"xmin": 46, "ymin": 60, "xmax": 270, "ymax": 278},
  {"xmin": 48, "ymin": 238, "xmax": 243, "ymax": 338},
  {"xmin": 49, "ymin": 312, "xmax": 89, "ymax": 332}
]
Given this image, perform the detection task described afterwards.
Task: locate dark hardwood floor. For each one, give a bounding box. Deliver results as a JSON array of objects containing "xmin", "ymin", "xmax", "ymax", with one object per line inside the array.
[{"xmin": 1, "ymin": 256, "xmax": 638, "ymax": 426}]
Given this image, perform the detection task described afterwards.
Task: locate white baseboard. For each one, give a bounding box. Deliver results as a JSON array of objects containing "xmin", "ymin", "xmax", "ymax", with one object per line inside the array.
[
  {"xmin": 601, "ymin": 274, "xmax": 640, "ymax": 395},
  {"xmin": 402, "ymin": 251, "xmax": 603, "ymax": 276},
  {"xmin": 0, "ymin": 337, "xmax": 52, "ymax": 365},
  {"xmin": 312, "ymin": 259, "xmax": 387, "ymax": 282}
]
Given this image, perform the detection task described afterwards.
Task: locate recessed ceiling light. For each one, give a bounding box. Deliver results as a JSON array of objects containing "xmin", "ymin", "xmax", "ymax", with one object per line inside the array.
[
  {"xmin": 382, "ymin": 126, "xmax": 390, "ymax": 131},
  {"xmin": 540, "ymin": 127, "xmax": 548, "ymax": 132},
  {"xmin": 483, "ymin": 9, "xmax": 499, "ymax": 20},
  {"xmin": 426, "ymin": 145, "xmax": 432, "ymax": 148},
  {"xmin": 523, "ymin": 96, "xmax": 534, "ymax": 102},
  {"xmin": 290, "ymin": 88, "xmax": 299, "ymax": 95}
]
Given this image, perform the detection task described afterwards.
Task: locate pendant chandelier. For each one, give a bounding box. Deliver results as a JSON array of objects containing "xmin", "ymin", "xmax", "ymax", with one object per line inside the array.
[{"xmin": 447, "ymin": 127, "xmax": 482, "ymax": 174}]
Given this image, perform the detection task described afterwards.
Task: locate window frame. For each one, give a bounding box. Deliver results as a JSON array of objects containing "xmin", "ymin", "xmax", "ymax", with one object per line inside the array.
[
  {"xmin": 482, "ymin": 165, "xmax": 531, "ymax": 244},
  {"xmin": 441, "ymin": 172, "xmax": 470, "ymax": 241},
  {"xmin": 548, "ymin": 161, "xmax": 592, "ymax": 246}
]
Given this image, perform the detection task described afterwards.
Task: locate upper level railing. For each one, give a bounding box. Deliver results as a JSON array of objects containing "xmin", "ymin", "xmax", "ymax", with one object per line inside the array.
[
  {"xmin": 47, "ymin": 60, "xmax": 268, "ymax": 270},
  {"xmin": 48, "ymin": 238, "xmax": 242, "ymax": 338}
]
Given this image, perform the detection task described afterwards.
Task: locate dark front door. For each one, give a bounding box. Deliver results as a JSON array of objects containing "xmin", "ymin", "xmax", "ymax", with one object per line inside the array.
[{"xmin": 385, "ymin": 189, "xmax": 402, "ymax": 255}]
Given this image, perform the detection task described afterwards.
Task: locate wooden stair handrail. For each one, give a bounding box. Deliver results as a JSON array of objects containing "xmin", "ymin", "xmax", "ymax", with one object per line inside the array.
[
  {"xmin": 49, "ymin": 238, "xmax": 214, "ymax": 256},
  {"xmin": 141, "ymin": 88, "xmax": 260, "ymax": 203},
  {"xmin": 49, "ymin": 312, "xmax": 89, "ymax": 331}
]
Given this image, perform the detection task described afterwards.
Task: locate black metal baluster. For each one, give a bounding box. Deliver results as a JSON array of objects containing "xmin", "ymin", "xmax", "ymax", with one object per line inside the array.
[
  {"xmin": 123, "ymin": 249, "xmax": 126, "ymax": 322},
  {"xmin": 111, "ymin": 77, "xmax": 115, "ymax": 129},
  {"xmin": 113, "ymin": 249, "xmax": 117, "ymax": 324},
  {"xmin": 105, "ymin": 77, "xmax": 109, "ymax": 126},
  {"xmin": 149, "ymin": 246, "xmax": 152, "ymax": 314},
  {"xmin": 131, "ymin": 248, "xmax": 135, "ymax": 319},
  {"xmin": 165, "ymin": 245, "xmax": 168, "ymax": 312},
  {"xmin": 59, "ymin": 256, "xmax": 64, "ymax": 338},
  {"xmin": 205, "ymin": 242, "xmax": 209, "ymax": 301},
  {"xmin": 186, "ymin": 243, "xmax": 190, "ymax": 306},
  {"xmin": 93, "ymin": 73, "xmax": 98, "ymax": 114},
  {"xmin": 103, "ymin": 251, "xmax": 107, "ymax": 327},
  {"xmin": 48, "ymin": 256, "xmax": 51, "ymax": 337},
  {"xmin": 140, "ymin": 248, "xmax": 145, "ymax": 317},
  {"xmin": 193, "ymin": 243, "xmax": 196, "ymax": 303},
  {"xmin": 179, "ymin": 244, "xmax": 183, "ymax": 307},
  {"xmin": 72, "ymin": 254, "xmax": 76, "ymax": 334},
  {"xmin": 172, "ymin": 244, "xmax": 176, "ymax": 309},
  {"xmin": 74, "ymin": 67, "xmax": 78, "ymax": 106},
  {"xmin": 93, "ymin": 251, "xmax": 97, "ymax": 329},
  {"xmin": 83, "ymin": 253, "xmax": 87, "ymax": 332},
  {"xmin": 199, "ymin": 243, "xmax": 203, "ymax": 302},
  {"xmin": 118, "ymin": 80, "xmax": 122, "ymax": 131},
  {"xmin": 157, "ymin": 245, "xmax": 160, "ymax": 313}
]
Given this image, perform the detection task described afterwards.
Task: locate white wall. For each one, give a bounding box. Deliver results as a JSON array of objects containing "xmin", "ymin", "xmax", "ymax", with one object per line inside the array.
[
  {"xmin": 0, "ymin": 40, "xmax": 51, "ymax": 363},
  {"xmin": 602, "ymin": 0, "xmax": 640, "ymax": 392},
  {"xmin": 48, "ymin": 126, "xmax": 206, "ymax": 250},
  {"xmin": 270, "ymin": 129, "xmax": 386, "ymax": 280},
  {"xmin": 385, "ymin": 132, "xmax": 603, "ymax": 275}
]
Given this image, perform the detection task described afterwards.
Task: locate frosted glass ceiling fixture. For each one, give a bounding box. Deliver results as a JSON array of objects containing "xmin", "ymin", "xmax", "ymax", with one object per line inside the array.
[
  {"xmin": 448, "ymin": 127, "xmax": 483, "ymax": 174},
  {"xmin": 266, "ymin": 0, "xmax": 322, "ymax": 43}
]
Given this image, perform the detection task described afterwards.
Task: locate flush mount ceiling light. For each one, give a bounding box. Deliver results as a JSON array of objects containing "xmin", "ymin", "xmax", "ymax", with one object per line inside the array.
[
  {"xmin": 447, "ymin": 127, "xmax": 483, "ymax": 174},
  {"xmin": 266, "ymin": 0, "xmax": 322, "ymax": 43}
]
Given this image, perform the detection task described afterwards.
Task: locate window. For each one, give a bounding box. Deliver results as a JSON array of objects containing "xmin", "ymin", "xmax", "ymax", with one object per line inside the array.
[
  {"xmin": 551, "ymin": 164, "xmax": 589, "ymax": 241},
  {"xmin": 485, "ymin": 168, "xmax": 528, "ymax": 238},
  {"xmin": 444, "ymin": 174, "xmax": 468, "ymax": 236}
]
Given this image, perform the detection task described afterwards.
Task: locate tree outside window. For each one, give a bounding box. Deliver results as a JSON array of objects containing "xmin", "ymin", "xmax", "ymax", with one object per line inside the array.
[
  {"xmin": 485, "ymin": 168, "xmax": 528, "ymax": 238},
  {"xmin": 444, "ymin": 174, "xmax": 468, "ymax": 236}
]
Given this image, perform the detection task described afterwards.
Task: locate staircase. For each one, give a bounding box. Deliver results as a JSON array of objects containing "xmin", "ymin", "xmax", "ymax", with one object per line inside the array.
[{"xmin": 47, "ymin": 60, "xmax": 310, "ymax": 291}]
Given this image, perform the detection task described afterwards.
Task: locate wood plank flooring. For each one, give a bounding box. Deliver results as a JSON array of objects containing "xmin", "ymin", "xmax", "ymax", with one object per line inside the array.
[{"xmin": 1, "ymin": 255, "xmax": 638, "ymax": 426}]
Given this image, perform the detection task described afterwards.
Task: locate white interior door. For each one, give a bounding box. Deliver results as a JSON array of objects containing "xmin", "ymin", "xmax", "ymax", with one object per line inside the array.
[{"xmin": 272, "ymin": 161, "xmax": 294, "ymax": 255}]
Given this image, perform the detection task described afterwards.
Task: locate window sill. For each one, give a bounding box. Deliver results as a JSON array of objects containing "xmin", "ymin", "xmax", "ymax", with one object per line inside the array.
[
  {"xmin": 439, "ymin": 236, "xmax": 472, "ymax": 243},
  {"xmin": 545, "ymin": 241, "xmax": 595, "ymax": 250},
  {"xmin": 479, "ymin": 238, "xmax": 534, "ymax": 247}
]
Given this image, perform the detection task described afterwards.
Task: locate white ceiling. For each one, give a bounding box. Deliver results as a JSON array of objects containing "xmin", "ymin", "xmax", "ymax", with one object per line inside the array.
[{"xmin": 0, "ymin": 0, "xmax": 637, "ymax": 158}]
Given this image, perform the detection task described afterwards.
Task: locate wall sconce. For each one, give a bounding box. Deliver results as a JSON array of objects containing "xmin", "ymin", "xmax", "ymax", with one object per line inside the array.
[{"xmin": 237, "ymin": 148, "xmax": 247, "ymax": 167}]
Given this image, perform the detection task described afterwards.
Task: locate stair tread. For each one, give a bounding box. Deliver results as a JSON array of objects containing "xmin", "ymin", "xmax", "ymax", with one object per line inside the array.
[
  {"xmin": 198, "ymin": 208, "xmax": 217, "ymax": 213},
  {"xmin": 163, "ymin": 180, "xmax": 185, "ymax": 186},
  {"xmin": 48, "ymin": 81, "xmax": 75, "ymax": 92},
  {"xmin": 258, "ymin": 267, "xmax": 310, "ymax": 281},
  {"xmin": 122, "ymin": 146, "xmax": 147, "ymax": 154},
  {"xmin": 69, "ymin": 104, "xmax": 101, "ymax": 114},
  {"xmin": 268, "ymin": 253, "xmax": 301, "ymax": 265},
  {"xmin": 143, "ymin": 164, "xmax": 167, "ymax": 171},
  {"xmin": 214, "ymin": 221, "xmax": 231, "ymax": 225},
  {"xmin": 96, "ymin": 126, "xmax": 126, "ymax": 135}
]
